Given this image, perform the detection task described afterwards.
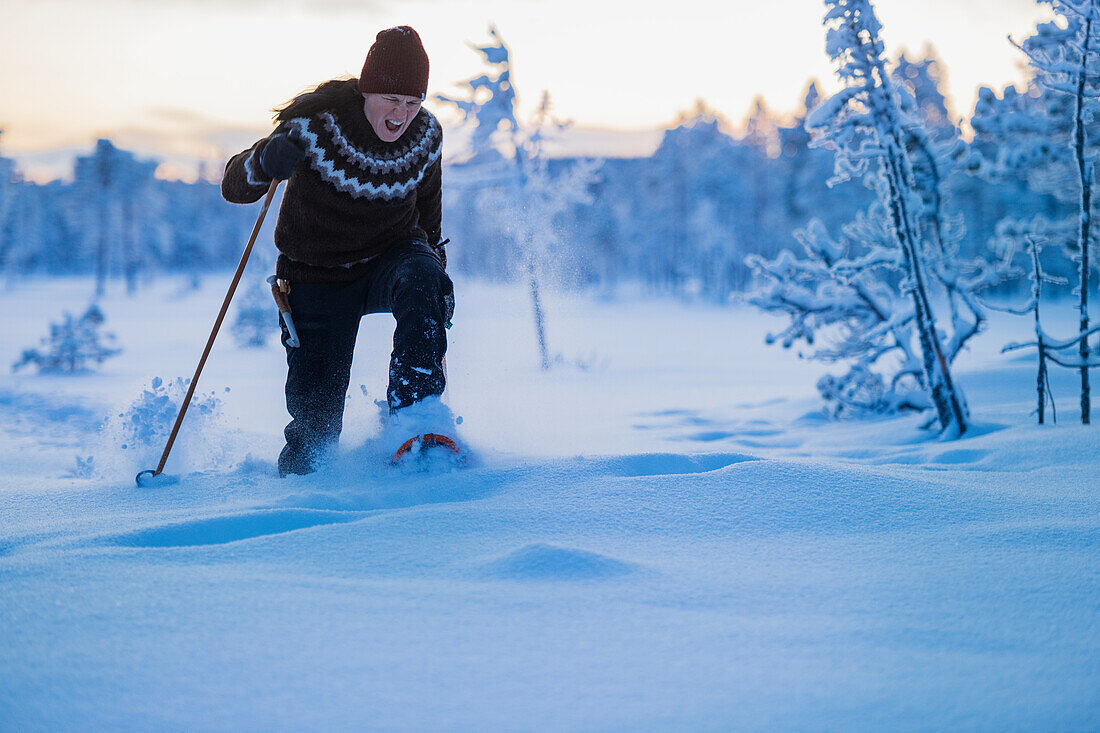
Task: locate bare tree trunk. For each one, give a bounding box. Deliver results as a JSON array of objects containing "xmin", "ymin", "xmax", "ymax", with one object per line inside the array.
[
  {"xmin": 883, "ymin": 142, "xmax": 968, "ymax": 435},
  {"xmin": 1073, "ymin": 22, "xmax": 1094, "ymax": 423},
  {"xmin": 1030, "ymin": 244, "xmax": 1049, "ymax": 424},
  {"xmin": 123, "ymin": 197, "xmax": 137, "ymax": 296},
  {"xmin": 96, "ymin": 197, "xmax": 108, "ymax": 299},
  {"xmin": 528, "ymin": 261, "xmax": 550, "ymax": 370},
  {"xmin": 1038, "ymin": 348, "xmax": 1048, "ymax": 423}
]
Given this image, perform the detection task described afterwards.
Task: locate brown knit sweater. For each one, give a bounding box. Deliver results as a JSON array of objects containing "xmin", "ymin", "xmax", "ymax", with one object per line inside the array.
[{"xmin": 222, "ymin": 95, "xmax": 442, "ymax": 283}]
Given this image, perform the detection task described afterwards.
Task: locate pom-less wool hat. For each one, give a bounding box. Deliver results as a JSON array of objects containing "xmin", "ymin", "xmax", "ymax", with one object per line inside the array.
[{"xmin": 358, "ymin": 26, "xmax": 430, "ymax": 100}]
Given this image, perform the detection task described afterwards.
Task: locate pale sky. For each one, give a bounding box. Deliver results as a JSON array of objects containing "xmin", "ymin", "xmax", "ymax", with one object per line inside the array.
[{"xmin": 0, "ymin": 0, "xmax": 1051, "ymax": 177}]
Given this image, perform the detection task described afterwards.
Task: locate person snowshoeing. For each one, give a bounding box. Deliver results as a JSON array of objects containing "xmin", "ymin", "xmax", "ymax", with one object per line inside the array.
[{"xmin": 221, "ymin": 26, "xmax": 454, "ymax": 476}]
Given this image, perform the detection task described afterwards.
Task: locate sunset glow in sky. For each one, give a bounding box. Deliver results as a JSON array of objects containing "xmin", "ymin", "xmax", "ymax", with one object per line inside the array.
[{"xmin": 0, "ymin": 0, "xmax": 1051, "ymax": 177}]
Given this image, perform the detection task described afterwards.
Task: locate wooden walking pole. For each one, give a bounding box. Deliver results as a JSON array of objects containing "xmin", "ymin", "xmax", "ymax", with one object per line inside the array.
[{"xmin": 136, "ymin": 179, "xmax": 280, "ymax": 486}]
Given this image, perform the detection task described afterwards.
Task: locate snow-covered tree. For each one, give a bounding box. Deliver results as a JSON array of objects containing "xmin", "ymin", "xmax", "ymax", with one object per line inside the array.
[
  {"xmin": 778, "ymin": 83, "xmax": 824, "ymax": 226},
  {"xmin": 636, "ymin": 102, "xmax": 740, "ymax": 296},
  {"xmin": 12, "ymin": 304, "xmax": 122, "ymax": 374},
  {"xmin": 743, "ymin": 97, "xmax": 782, "ymax": 159},
  {"xmin": 74, "ymin": 140, "xmax": 124, "ymax": 298},
  {"xmin": 73, "ymin": 139, "xmax": 162, "ymax": 297},
  {"xmin": 436, "ymin": 26, "xmax": 517, "ymax": 166},
  {"xmin": 435, "ymin": 27, "xmax": 520, "ymax": 278},
  {"xmin": 956, "ymin": 83, "xmax": 1063, "ymax": 295},
  {"xmin": 439, "ymin": 28, "xmax": 601, "ymax": 369},
  {"xmin": 1012, "ymin": 0, "xmax": 1100, "ymax": 423},
  {"xmin": 739, "ymin": 98, "xmax": 787, "ymax": 271},
  {"xmin": 967, "ymin": 82, "xmax": 1078, "ymax": 202},
  {"xmin": 118, "ymin": 156, "xmax": 160, "ymax": 295},
  {"xmin": 757, "ymin": 0, "xmax": 977, "ymax": 435},
  {"xmin": 893, "ymin": 48, "xmax": 956, "ymax": 140}
]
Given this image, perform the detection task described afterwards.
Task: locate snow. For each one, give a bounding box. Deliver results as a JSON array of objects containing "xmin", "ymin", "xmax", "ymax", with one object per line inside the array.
[{"xmin": 2, "ymin": 275, "xmax": 1099, "ymax": 729}]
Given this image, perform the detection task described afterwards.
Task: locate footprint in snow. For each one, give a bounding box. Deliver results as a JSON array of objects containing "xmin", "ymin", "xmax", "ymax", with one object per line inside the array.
[
  {"xmin": 638, "ymin": 408, "xmax": 695, "ymax": 418},
  {"xmin": 680, "ymin": 427, "xmax": 784, "ymax": 443},
  {"xmin": 870, "ymin": 448, "xmax": 991, "ymax": 468},
  {"xmin": 929, "ymin": 449, "xmax": 989, "ymax": 465},
  {"xmin": 733, "ymin": 397, "xmax": 787, "ymax": 408},
  {"xmin": 682, "ymin": 430, "xmax": 738, "ymax": 442},
  {"xmin": 633, "ymin": 408, "xmax": 713, "ymax": 429}
]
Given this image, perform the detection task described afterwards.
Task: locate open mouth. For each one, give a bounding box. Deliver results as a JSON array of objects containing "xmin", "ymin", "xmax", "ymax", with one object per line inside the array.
[{"xmin": 385, "ymin": 119, "xmax": 403, "ymax": 133}]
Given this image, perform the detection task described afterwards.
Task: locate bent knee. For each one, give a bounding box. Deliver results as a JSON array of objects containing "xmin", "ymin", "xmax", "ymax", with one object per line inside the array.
[{"xmin": 393, "ymin": 257, "xmax": 453, "ymax": 303}]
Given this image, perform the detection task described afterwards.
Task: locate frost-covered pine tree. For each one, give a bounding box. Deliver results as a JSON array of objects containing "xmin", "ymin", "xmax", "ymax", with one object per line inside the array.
[
  {"xmin": 435, "ymin": 26, "xmax": 517, "ymax": 167},
  {"xmin": 893, "ymin": 49, "xmax": 956, "ymax": 141},
  {"xmin": 1013, "ymin": 0, "xmax": 1100, "ymax": 423},
  {"xmin": 438, "ymin": 28, "xmax": 600, "ymax": 369},
  {"xmin": 12, "ymin": 304, "xmax": 122, "ymax": 374},
  {"xmin": 74, "ymin": 140, "xmax": 124, "ymax": 298},
  {"xmin": 741, "ymin": 97, "xmax": 786, "ymax": 267},
  {"xmin": 73, "ymin": 139, "xmax": 161, "ymax": 297},
  {"xmin": 117, "ymin": 156, "xmax": 160, "ymax": 296},
  {"xmin": 755, "ymin": 0, "xmax": 974, "ymax": 434},
  {"xmin": 961, "ymin": 82, "xmax": 1071, "ymax": 296},
  {"xmin": 967, "ymin": 81, "xmax": 1077, "ymax": 211},
  {"xmin": 778, "ymin": 83, "xmax": 824, "ymax": 226},
  {"xmin": 642, "ymin": 102, "xmax": 738, "ymax": 295},
  {"xmin": 887, "ymin": 56, "xmax": 1009, "ymax": 380},
  {"xmin": 434, "ymin": 26, "xmax": 518, "ymax": 277}
]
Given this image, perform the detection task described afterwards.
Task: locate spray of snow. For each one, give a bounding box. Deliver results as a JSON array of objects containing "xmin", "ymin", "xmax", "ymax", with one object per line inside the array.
[
  {"xmin": 95, "ymin": 376, "xmax": 242, "ymax": 478},
  {"xmin": 372, "ymin": 394, "xmax": 464, "ymax": 459}
]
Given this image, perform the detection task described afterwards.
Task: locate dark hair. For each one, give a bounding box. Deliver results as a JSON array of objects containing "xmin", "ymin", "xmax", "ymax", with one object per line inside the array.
[{"xmin": 273, "ymin": 77, "xmax": 360, "ymax": 122}]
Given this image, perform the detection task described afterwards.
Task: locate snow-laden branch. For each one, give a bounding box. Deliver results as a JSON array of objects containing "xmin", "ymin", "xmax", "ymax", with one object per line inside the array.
[{"xmin": 1004, "ymin": 320, "xmax": 1100, "ymax": 352}]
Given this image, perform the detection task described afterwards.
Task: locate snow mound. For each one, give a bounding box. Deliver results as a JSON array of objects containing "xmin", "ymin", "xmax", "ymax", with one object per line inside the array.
[
  {"xmin": 480, "ymin": 543, "xmax": 637, "ymax": 581},
  {"xmin": 603, "ymin": 452, "xmax": 755, "ymax": 477}
]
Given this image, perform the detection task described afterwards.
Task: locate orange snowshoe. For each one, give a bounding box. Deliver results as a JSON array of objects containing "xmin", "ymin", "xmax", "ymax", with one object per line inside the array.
[{"xmin": 391, "ymin": 433, "xmax": 462, "ymax": 464}]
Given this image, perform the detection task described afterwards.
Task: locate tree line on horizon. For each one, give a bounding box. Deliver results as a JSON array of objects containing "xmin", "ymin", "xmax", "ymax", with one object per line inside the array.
[{"xmin": 0, "ymin": 44, "xmax": 1072, "ymax": 302}]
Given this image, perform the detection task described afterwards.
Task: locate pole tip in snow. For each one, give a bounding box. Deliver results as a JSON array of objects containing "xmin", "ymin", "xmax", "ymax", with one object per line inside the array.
[{"xmin": 136, "ymin": 470, "xmax": 179, "ymax": 488}]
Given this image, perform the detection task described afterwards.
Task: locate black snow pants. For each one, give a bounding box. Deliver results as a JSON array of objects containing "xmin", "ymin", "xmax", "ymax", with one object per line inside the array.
[{"xmin": 277, "ymin": 237, "xmax": 453, "ymax": 476}]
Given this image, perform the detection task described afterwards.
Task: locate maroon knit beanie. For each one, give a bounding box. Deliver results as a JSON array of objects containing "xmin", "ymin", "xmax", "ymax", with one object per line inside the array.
[{"xmin": 358, "ymin": 26, "xmax": 429, "ymax": 99}]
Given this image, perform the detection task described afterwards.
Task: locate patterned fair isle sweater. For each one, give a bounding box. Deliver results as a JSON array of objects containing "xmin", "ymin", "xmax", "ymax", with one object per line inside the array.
[{"xmin": 222, "ymin": 97, "xmax": 442, "ymax": 283}]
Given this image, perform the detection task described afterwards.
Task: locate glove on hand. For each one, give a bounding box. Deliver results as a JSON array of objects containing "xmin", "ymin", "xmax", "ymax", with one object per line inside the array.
[{"xmin": 259, "ymin": 132, "xmax": 306, "ymax": 181}]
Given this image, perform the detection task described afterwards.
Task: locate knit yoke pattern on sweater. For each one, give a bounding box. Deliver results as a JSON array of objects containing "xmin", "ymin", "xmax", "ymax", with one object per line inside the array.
[{"xmin": 222, "ymin": 100, "xmax": 442, "ymax": 283}]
